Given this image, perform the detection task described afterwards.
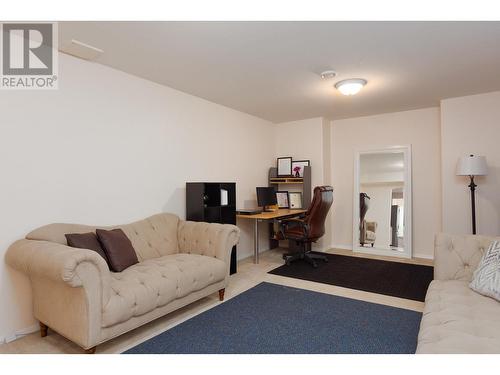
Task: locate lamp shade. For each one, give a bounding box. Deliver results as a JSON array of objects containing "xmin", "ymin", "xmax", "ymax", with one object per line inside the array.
[{"xmin": 456, "ymin": 155, "xmax": 488, "ymax": 176}]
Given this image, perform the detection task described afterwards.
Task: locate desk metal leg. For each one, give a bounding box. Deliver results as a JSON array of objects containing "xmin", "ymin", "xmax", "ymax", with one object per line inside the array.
[{"xmin": 254, "ymin": 219, "xmax": 260, "ymax": 264}]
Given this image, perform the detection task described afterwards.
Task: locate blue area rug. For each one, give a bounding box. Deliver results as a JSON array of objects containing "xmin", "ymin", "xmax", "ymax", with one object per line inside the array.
[{"xmin": 124, "ymin": 282, "xmax": 422, "ymax": 354}]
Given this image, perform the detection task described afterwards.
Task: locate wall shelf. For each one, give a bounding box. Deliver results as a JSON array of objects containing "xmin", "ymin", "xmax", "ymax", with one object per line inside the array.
[
  {"xmin": 268, "ymin": 166, "xmax": 312, "ymax": 207},
  {"xmin": 269, "ymin": 177, "xmax": 304, "ymax": 184}
]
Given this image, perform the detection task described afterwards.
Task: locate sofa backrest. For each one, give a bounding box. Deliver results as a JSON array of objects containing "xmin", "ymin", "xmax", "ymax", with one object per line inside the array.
[
  {"xmin": 434, "ymin": 233, "xmax": 500, "ymax": 282},
  {"xmin": 25, "ymin": 213, "xmax": 180, "ymax": 261}
]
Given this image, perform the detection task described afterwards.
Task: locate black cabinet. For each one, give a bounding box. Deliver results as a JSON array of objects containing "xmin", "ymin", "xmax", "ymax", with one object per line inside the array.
[{"xmin": 186, "ymin": 182, "xmax": 237, "ymax": 274}]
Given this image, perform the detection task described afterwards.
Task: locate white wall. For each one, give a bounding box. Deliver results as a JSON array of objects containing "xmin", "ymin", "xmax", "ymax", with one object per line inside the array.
[
  {"xmin": 0, "ymin": 53, "xmax": 275, "ymax": 342},
  {"xmin": 441, "ymin": 91, "xmax": 500, "ymax": 236},
  {"xmin": 274, "ymin": 118, "xmax": 326, "ymax": 189},
  {"xmin": 331, "ymin": 108, "xmax": 442, "ymax": 258},
  {"xmin": 274, "ymin": 117, "xmax": 332, "ymax": 249}
]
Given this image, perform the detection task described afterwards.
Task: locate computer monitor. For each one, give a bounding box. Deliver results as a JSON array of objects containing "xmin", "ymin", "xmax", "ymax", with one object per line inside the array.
[{"xmin": 256, "ymin": 187, "xmax": 277, "ymax": 212}]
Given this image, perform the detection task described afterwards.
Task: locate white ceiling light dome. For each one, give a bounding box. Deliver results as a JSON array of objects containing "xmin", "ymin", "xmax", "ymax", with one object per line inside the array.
[{"xmin": 335, "ymin": 78, "xmax": 367, "ymax": 96}]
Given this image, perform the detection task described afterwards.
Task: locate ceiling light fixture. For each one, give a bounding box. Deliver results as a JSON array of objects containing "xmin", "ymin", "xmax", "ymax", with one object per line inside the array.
[{"xmin": 335, "ymin": 78, "xmax": 367, "ymax": 96}]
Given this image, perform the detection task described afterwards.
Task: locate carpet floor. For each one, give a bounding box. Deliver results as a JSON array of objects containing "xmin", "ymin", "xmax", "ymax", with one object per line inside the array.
[
  {"xmin": 268, "ymin": 253, "xmax": 433, "ymax": 302},
  {"xmin": 124, "ymin": 282, "xmax": 422, "ymax": 354}
]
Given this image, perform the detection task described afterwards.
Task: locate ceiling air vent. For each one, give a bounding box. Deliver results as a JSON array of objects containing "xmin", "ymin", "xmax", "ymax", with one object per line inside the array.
[{"xmin": 60, "ymin": 39, "xmax": 103, "ymax": 61}]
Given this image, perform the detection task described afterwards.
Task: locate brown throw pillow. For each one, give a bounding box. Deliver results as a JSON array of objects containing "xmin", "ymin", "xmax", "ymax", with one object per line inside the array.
[
  {"xmin": 65, "ymin": 232, "xmax": 110, "ymax": 268},
  {"xmin": 96, "ymin": 228, "xmax": 139, "ymax": 272}
]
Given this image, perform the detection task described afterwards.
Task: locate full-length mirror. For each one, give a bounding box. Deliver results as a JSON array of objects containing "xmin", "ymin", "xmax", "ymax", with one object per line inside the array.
[{"xmin": 353, "ymin": 146, "xmax": 412, "ymax": 258}]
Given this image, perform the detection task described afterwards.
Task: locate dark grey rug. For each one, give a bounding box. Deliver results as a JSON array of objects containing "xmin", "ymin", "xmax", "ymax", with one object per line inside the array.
[
  {"xmin": 269, "ymin": 252, "xmax": 434, "ymax": 302},
  {"xmin": 124, "ymin": 282, "xmax": 422, "ymax": 354}
]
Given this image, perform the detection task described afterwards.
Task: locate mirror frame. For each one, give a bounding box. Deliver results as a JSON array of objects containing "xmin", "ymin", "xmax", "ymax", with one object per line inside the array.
[{"xmin": 352, "ymin": 145, "xmax": 412, "ymax": 259}]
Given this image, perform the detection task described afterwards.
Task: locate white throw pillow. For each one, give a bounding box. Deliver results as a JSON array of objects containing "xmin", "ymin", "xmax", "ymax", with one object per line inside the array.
[{"xmin": 469, "ymin": 240, "xmax": 500, "ymax": 301}]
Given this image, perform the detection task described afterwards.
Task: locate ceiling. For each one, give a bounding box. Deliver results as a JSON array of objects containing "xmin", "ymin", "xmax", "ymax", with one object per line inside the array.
[
  {"xmin": 360, "ymin": 152, "xmax": 404, "ymax": 175},
  {"xmin": 59, "ymin": 22, "xmax": 500, "ymax": 123}
]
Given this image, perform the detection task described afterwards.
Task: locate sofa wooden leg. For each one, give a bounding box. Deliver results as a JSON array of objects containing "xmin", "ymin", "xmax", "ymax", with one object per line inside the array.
[
  {"xmin": 39, "ymin": 322, "xmax": 48, "ymax": 337},
  {"xmin": 84, "ymin": 347, "xmax": 96, "ymax": 354},
  {"xmin": 218, "ymin": 288, "xmax": 225, "ymax": 301}
]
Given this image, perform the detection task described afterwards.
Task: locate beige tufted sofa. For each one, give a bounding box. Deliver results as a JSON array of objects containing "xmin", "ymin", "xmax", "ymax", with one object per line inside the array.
[
  {"xmin": 5, "ymin": 213, "xmax": 240, "ymax": 353},
  {"xmin": 417, "ymin": 233, "xmax": 500, "ymax": 353}
]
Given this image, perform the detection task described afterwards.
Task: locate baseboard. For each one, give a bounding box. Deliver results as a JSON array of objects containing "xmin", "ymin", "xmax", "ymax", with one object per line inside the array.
[
  {"xmin": 0, "ymin": 323, "xmax": 39, "ymax": 344},
  {"xmin": 331, "ymin": 243, "xmax": 353, "ymax": 251},
  {"xmin": 312, "ymin": 245, "xmax": 332, "ymax": 252},
  {"xmin": 331, "ymin": 244, "xmax": 434, "ymax": 261},
  {"xmin": 413, "ymin": 252, "xmax": 434, "ymax": 260}
]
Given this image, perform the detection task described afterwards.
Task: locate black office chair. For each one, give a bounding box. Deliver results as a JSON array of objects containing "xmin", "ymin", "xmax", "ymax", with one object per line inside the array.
[{"xmin": 280, "ymin": 186, "xmax": 334, "ymax": 268}]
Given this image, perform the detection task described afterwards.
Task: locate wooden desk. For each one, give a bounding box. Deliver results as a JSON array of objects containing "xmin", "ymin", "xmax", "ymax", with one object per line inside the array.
[{"xmin": 237, "ymin": 209, "xmax": 307, "ymax": 264}]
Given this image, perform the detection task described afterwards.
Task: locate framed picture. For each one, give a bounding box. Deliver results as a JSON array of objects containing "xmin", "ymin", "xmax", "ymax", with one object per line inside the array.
[
  {"xmin": 289, "ymin": 192, "xmax": 303, "ymax": 209},
  {"xmin": 276, "ymin": 191, "xmax": 289, "ymax": 209},
  {"xmin": 277, "ymin": 157, "xmax": 292, "ymax": 177},
  {"xmin": 291, "ymin": 160, "xmax": 310, "ymax": 178}
]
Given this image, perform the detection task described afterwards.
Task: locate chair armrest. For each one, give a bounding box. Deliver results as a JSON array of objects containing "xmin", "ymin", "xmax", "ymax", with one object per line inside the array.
[
  {"xmin": 280, "ymin": 217, "xmax": 309, "ymax": 240},
  {"xmin": 280, "ymin": 217, "xmax": 305, "ymax": 224},
  {"xmin": 177, "ymin": 221, "xmax": 240, "ymax": 270},
  {"xmin": 5, "ymin": 239, "xmax": 112, "ymax": 304}
]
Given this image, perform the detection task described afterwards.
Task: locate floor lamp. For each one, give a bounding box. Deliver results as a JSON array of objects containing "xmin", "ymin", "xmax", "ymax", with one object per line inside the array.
[{"xmin": 456, "ymin": 154, "xmax": 488, "ymax": 235}]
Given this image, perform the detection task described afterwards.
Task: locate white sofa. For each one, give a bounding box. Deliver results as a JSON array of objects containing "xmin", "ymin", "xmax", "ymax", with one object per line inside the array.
[
  {"xmin": 417, "ymin": 233, "xmax": 500, "ymax": 353},
  {"xmin": 5, "ymin": 213, "xmax": 240, "ymax": 353}
]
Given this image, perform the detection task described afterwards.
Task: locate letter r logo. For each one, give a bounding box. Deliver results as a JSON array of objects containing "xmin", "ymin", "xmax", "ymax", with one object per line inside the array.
[{"xmin": 2, "ymin": 23, "xmax": 53, "ymax": 75}]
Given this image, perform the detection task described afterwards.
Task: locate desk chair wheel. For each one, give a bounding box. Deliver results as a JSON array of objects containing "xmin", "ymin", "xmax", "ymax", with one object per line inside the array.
[{"xmin": 302, "ymin": 255, "xmax": 318, "ymax": 268}]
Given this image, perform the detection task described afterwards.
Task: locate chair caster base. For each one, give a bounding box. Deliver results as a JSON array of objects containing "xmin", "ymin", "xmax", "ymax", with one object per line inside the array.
[{"xmin": 283, "ymin": 251, "xmax": 327, "ymax": 268}]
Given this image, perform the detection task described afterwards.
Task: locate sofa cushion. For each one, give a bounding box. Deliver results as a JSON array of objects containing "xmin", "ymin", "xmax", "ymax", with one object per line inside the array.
[
  {"xmin": 102, "ymin": 253, "xmax": 226, "ymax": 327},
  {"xmin": 97, "ymin": 229, "xmax": 139, "ymax": 272},
  {"xmin": 65, "ymin": 232, "xmax": 110, "ymax": 267},
  {"xmin": 417, "ymin": 279, "xmax": 500, "ymax": 353}
]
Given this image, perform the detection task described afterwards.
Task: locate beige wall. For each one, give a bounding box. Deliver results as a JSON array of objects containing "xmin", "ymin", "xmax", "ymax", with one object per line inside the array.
[
  {"xmin": 441, "ymin": 91, "xmax": 500, "ymax": 236},
  {"xmin": 331, "ymin": 108, "xmax": 442, "ymax": 258},
  {"xmin": 274, "ymin": 118, "xmax": 325, "ymax": 189},
  {"xmin": 274, "ymin": 117, "xmax": 332, "ymax": 248},
  {"xmin": 0, "ymin": 53, "xmax": 275, "ymax": 342}
]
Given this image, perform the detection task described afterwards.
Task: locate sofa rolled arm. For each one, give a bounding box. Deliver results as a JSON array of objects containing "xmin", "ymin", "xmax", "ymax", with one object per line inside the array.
[
  {"xmin": 434, "ymin": 233, "xmax": 499, "ymax": 282},
  {"xmin": 5, "ymin": 239, "xmax": 111, "ymax": 303},
  {"xmin": 177, "ymin": 221, "xmax": 240, "ymax": 269}
]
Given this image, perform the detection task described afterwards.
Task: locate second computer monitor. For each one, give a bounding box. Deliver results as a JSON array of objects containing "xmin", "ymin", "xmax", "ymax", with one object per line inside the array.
[{"xmin": 256, "ymin": 186, "xmax": 277, "ymax": 211}]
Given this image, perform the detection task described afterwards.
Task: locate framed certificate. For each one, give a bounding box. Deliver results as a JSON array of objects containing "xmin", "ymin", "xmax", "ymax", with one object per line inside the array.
[
  {"xmin": 289, "ymin": 192, "xmax": 303, "ymax": 209},
  {"xmin": 277, "ymin": 157, "xmax": 292, "ymax": 177},
  {"xmin": 276, "ymin": 191, "xmax": 290, "ymax": 208}
]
